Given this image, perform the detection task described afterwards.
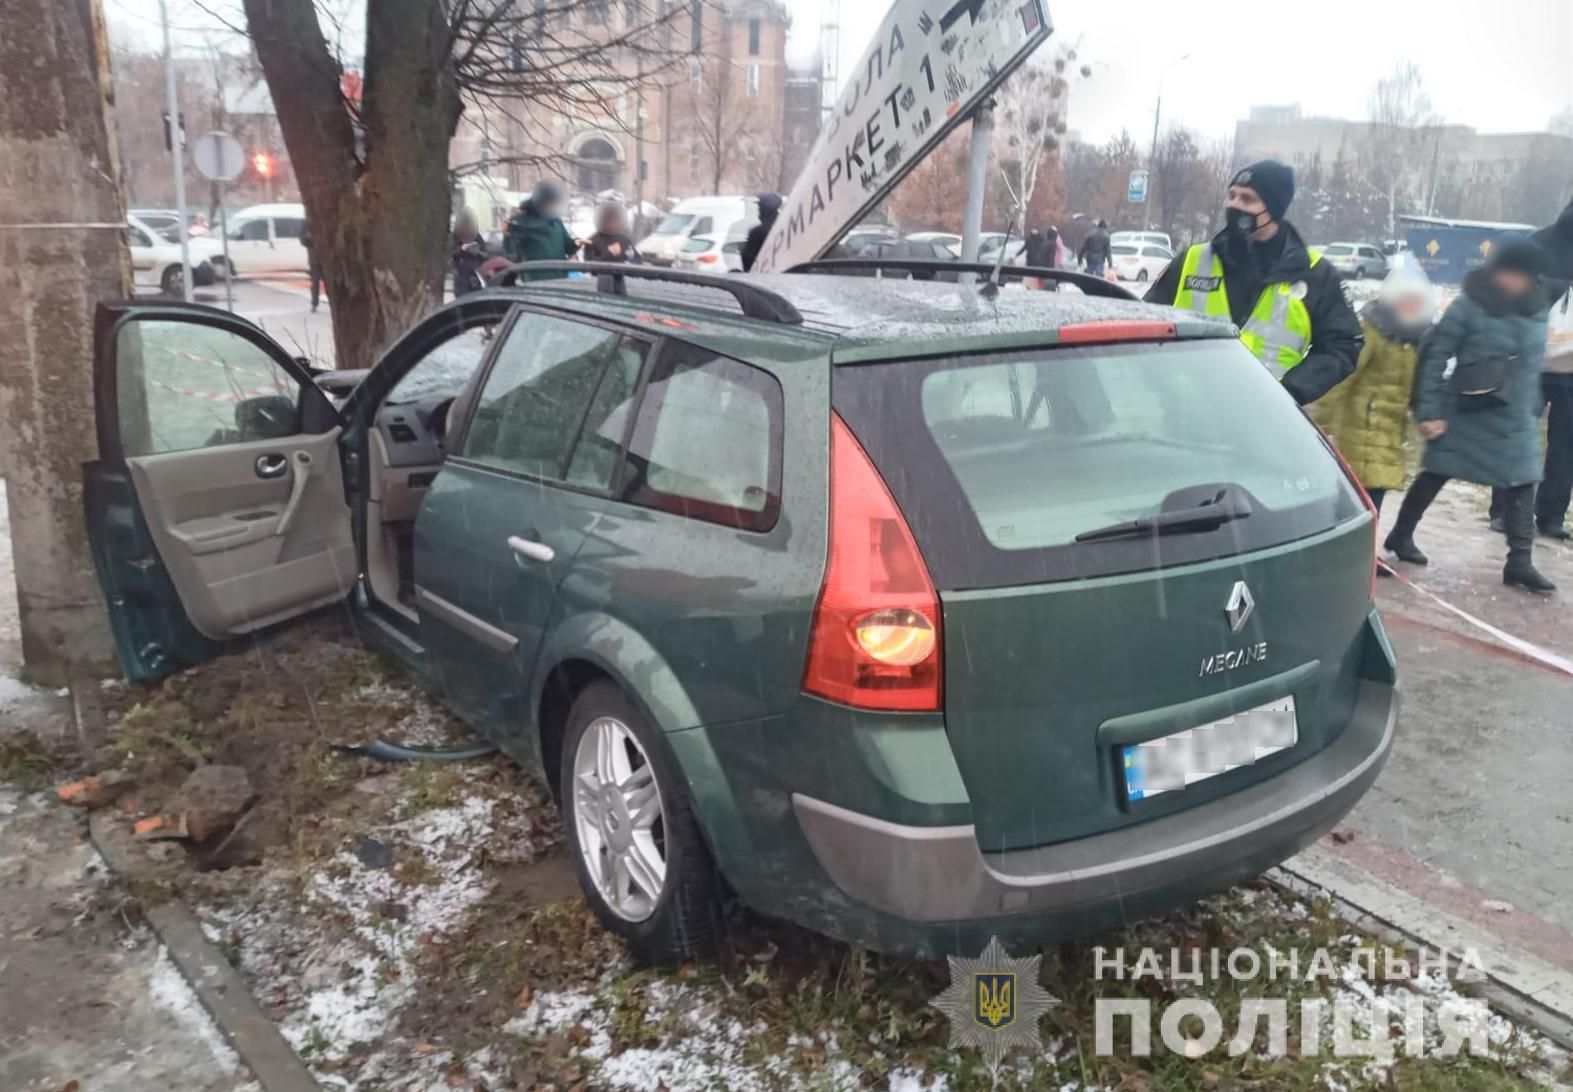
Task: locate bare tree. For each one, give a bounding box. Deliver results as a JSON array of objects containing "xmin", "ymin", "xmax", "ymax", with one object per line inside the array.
[
  {"xmin": 1363, "ymin": 62, "xmax": 1435, "ymax": 237},
  {"xmin": 994, "ymin": 45, "xmax": 1085, "ymax": 232},
  {"xmin": 238, "ymin": 0, "xmax": 693, "ymax": 371},
  {"xmin": 1149, "ymin": 126, "xmax": 1232, "ymax": 248},
  {"xmin": 687, "ymin": 56, "xmax": 757, "ymax": 194}
]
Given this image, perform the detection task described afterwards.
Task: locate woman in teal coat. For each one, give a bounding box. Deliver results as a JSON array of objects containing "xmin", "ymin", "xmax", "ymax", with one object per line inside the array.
[{"xmin": 1385, "ymin": 236, "xmax": 1555, "ymax": 593}]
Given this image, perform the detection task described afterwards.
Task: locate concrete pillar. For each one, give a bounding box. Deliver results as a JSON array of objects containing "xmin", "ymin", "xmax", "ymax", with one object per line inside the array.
[{"xmin": 0, "ymin": 0, "xmax": 129, "ymax": 685}]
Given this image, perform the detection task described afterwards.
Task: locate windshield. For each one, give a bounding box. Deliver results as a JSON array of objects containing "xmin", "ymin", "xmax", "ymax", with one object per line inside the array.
[
  {"xmin": 653, "ymin": 213, "xmax": 695, "ymax": 235},
  {"xmin": 833, "ymin": 339, "xmax": 1362, "ymax": 588}
]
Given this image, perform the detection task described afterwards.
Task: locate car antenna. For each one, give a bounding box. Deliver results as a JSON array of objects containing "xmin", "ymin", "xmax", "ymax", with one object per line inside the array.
[{"xmin": 980, "ymin": 213, "xmax": 1017, "ymax": 300}]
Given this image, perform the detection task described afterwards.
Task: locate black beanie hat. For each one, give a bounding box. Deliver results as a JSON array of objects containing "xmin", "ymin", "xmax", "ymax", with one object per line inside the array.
[
  {"xmin": 1230, "ymin": 160, "xmax": 1295, "ymax": 221},
  {"xmin": 1487, "ymin": 234, "xmax": 1545, "ymax": 276}
]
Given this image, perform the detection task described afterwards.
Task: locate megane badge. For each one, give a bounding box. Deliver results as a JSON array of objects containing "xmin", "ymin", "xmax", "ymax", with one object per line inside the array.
[{"xmin": 1225, "ymin": 581, "xmax": 1255, "ymax": 632}]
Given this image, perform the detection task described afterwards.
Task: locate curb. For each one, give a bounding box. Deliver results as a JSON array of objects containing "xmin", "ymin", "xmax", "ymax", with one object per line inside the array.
[
  {"xmin": 89, "ymin": 811, "xmax": 321, "ymax": 1092},
  {"xmin": 71, "ymin": 679, "xmax": 319, "ymax": 1092},
  {"xmin": 1269, "ymin": 844, "xmax": 1573, "ymax": 1052}
]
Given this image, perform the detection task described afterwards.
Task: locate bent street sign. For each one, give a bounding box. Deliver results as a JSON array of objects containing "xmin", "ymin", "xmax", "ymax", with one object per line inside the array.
[{"xmin": 753, "ymin": 0, "xmax": 1052, "ymax": 273}]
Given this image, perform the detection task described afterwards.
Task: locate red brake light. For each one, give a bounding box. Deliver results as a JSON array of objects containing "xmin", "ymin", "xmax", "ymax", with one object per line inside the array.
[
  {"xmin": 803, "ymin": 414, "xmax": 942, "ymax": 712},
  {"xmin": 1057, "ymin": 320, "xmax": 1177, "ymax": 345},
  {"xmin": 697, "ymin": 252, "xmax": 719, "ymax": 264}
]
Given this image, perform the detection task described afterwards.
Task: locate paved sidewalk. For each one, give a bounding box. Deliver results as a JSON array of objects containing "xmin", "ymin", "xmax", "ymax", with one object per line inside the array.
[{"xmin": 0, "ymin": 785, "xmax": 260, "ymax": 1092}]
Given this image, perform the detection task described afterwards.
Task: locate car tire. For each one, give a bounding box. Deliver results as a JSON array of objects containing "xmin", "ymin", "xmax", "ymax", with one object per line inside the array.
[
  {"xmin": 193, "ymin": 261, "xmax": 216, "ymax": 287},
  {"xmin": 1354, "ymin": 265, "xmax": 1366, "ymax": 280},
  {"xmin": 1137, "ymin": 269, "xmax": 1149, "ymax": 283},
  {"xmin": 559, "ymin": 679, "xmax": 722, "ymax": 963},
  {"xmin": 159, "ymin": 264, "xmax": 184, "ymax": 296}
]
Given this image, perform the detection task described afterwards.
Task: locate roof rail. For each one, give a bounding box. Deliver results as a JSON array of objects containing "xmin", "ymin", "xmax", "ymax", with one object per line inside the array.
[
  {"xmin": 492, "ymin": 261, "xmax": 804, "ymax": 324},
  {"xmin": 784, "ymin": 259, "xmax": 1140, "ymax": 301}
]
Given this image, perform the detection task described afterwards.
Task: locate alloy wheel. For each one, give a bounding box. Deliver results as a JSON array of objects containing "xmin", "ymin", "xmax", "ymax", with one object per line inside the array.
[{"xmin": 571, "ymin": 716, "xmax": 667, "ymax": 922}]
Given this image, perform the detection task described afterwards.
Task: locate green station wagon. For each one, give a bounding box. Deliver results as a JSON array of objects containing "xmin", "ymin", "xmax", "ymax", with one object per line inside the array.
[{"xmin": 84, "ymin": 262, "xmax": 1398, "ymax": 960}]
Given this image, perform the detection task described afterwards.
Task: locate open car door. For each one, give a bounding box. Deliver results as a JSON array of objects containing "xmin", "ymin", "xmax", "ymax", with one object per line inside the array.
[{"xmin": 85, "ymin": 302, "xmax": 355, "ymax": 683}]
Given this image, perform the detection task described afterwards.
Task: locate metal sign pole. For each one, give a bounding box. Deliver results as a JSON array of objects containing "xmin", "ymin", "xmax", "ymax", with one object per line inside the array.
[
  {"xmin": 960, "ymin": 102, "xmax": 994, "ymax": 281},
  {"xmin": 156, "ymin": 0, "xmax": 192, "ymax": 302},
  {"xmin": 218, "ymin": 181, "xmax": 234, "ymax": 311}
]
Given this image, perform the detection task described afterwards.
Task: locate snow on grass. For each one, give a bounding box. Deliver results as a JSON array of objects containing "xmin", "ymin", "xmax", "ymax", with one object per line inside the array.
[
  {"xmin": 200, "ymin": 771, "xmax": 544, "ymax": 1090},
  {"xmin": 149, "ymin": 946, "xmax": 246, "ymax": 1075}
]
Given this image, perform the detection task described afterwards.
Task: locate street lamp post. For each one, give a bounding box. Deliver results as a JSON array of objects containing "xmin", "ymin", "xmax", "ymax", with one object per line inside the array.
[{"xmin": 1146, "ymin": 52, "xmax": 1191, "ymax": 230}]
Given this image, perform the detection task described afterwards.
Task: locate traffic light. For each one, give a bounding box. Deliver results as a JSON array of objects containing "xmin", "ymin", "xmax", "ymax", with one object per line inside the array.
[{"xmin": 253, "ymin": 151, "xmax": 274, "ymax": 178}]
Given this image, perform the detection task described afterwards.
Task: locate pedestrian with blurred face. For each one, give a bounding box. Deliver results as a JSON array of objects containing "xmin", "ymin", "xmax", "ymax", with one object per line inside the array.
[
  {"xmin": 1311, "ymin": 265, "xmax": 1437, "ymax": 514},
  {"xmin": 1385, "ymin": 236, "xmax": 1557, "ymax": 594},
  {"xmin": 450, "ymin": 208, "xmax": 486, "ymax": 297},
  {"xmin": 582, "ymin": 201, "xmax": 638, "ymax": 263},
  {"xmin": 504, "ymin": 181, "xmax": 578, "ymax": 280}
]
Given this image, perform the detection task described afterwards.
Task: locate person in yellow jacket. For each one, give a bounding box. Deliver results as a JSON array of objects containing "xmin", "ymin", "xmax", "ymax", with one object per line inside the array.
[
  {"xmin": 1148, "ymin": 160, "xmax": 1363, "ymax": 404},
  {"xmin": 1310, "ymin": 266, "xmax": 1438, "ymax": 513}
]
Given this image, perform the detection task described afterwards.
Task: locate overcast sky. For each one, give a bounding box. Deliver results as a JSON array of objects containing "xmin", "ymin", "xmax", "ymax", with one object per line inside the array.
[{"xmin": 108, "ymin": 0, "xmax": 1573, "ymax": 144}]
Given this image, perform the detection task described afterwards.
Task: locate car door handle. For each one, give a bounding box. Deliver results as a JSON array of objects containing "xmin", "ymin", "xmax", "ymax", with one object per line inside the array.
[
  {"xmin": 506, "ymin": 535, "xmax": 554, "ymax": 563},
  {"xmin": 256, "ymin": 453, "xmax": 288, "ymax": 479}
]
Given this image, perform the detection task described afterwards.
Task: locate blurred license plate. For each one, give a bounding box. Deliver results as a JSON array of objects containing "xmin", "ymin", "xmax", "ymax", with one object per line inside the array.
[{"xmin": 1123, "ymin": 697, "xmax": 1297, "ymax": 802}]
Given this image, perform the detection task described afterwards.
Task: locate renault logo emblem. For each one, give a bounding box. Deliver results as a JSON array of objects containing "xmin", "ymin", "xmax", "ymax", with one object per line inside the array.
[{"xmin": 1225, "ymin": 581, "xmax": 1255, "ymax": 632}]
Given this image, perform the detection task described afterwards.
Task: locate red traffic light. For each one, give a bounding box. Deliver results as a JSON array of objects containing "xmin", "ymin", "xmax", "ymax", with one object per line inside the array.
[{"xmin": 252, "ymin": 152, "xmax": 274, "ymax": 178}]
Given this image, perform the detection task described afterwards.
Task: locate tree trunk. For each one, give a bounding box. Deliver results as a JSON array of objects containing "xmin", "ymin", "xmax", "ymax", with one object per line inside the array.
[
  {"xmin": 242, "ymin": 0, "xmax": 461, "ymax": 372},
  {"xmin": 0, "ymin": 0, "xmax": 126, "ymax": 684}
]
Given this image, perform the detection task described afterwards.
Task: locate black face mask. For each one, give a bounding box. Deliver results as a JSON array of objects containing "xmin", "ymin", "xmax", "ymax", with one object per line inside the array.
[{"xmin": 1225, "ymin": 206, "xmax": 1266, "ymax": 239}]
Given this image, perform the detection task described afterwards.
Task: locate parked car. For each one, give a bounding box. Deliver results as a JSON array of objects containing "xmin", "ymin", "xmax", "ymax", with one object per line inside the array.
[
  {"xmin": 841, "ymin": 225, "xmax": 900, "ymax": 254},
  {"xmin": 638, "ymin": 196, "xmax": 756, "ymax": 266},
  {"xmin": 1319, "ymin": 242, "xmax": 1390, "ymax": 280},
  {"xmin": 221, "ymin": 202, "xmax": 310, "ymax": 276},
  {"xmin": 1111, "ymin": 241, "xmax": 1175, "ymax": 284},
  {"xmin": 130, "ymin": 208, "xmax": 184, "ymax": 241},
  {"xmin": 979, "ymin": 236, "xmax": 1028, "ymax": 265},
  {"xmin": 126, "ymin": 215, "xmax": 224, "ymax": 295},
  {"xmin": 673, "ymin": 234, "xmax": 744, "ymax": 273},
  {"xmin": 904, "ymin": 231, "xmax": 963, "ymax": 256},
  {"xmin": 1111, "ymin": 230, "xmax": 1174, "ymax": 252},
  {"xmin": 84, "ymin": 263, "xmax": 1395, "ymax": 961}
]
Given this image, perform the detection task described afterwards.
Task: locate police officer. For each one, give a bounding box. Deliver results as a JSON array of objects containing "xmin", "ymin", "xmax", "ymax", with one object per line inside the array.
[{"xmin": 1148, "ymin": 160, "xmax": 1361, "ymax": 404}]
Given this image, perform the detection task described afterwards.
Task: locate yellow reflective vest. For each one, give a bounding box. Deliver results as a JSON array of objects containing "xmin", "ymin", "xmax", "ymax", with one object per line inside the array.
[{"xmin": 1172, "ymin": 242, "xmax": 1323, "ymax": 377}]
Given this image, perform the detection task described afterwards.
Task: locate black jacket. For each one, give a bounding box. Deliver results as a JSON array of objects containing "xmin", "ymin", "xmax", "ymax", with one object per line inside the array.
[
  {"xmin": 1531, "ymin": 198, "xmax": 1573, "ymax": 293},
  {"xmin": 742, "ymin": 211, "xmax": 778, "ymax": 272},
  {"xmin": 1024, "ymin": 232, "xmax": 1056, "ymax": 267},
  {"xmin": 1078, "ymin": 227, "xmax": 1111, "ymax": 265},
  {"xmin": 1146, "ymin": 221, "xmax": 1363, "ymax": 404},
  {"xmin": 451, "ymin": 232, "xmax": 486, "ymax": 295},
  {"xmin": 582, "ymin": 232, "xmax": 638, "ymax": 263}
]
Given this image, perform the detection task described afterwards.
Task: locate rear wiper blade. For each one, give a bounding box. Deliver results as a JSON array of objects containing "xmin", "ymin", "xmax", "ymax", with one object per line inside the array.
[{"xmin": 1074, "ymin": 491, "xmax": 1252, "ymax": 543}]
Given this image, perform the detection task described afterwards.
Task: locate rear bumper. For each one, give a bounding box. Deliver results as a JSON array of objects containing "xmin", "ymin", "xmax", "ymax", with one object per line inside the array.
[{"xmin": 791, "ymin": 678, "xmax": 1397, "ymax": 924}]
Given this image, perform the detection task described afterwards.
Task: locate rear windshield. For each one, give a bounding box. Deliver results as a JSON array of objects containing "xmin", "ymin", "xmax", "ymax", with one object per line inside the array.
[
  {"xmin": 654, "ymin": 213, "xmax": 695, "ymax": 235},
  {"xmin": 834, "ymin": 340, "xmax": 1364, "ymax": 589},
  {"xmin": 1324, "ymin": 245, "xmax": 1353, "ymax": 255},
  {"xmin": 1111, "ymin": 245, "xmax": 1138, "ymax": 255}
]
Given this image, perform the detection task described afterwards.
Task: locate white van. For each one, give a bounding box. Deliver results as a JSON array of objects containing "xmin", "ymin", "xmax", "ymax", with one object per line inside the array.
[
  {"xmin": 639, "ymin": 196, "xmax": 756, "ymax": 266},
  {"xmin": 222, "ymin": 202, "xmax": 310, "ymax": 276}
]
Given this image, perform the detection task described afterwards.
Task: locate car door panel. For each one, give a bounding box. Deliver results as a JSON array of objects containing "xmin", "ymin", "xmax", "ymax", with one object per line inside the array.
[
  {"xmin": 85, "ymin": 302, "xmax": 353, "ymax": 681},
  {"xmin": 126, "ymin": 428, "xmax": 354, "ymax": 637}
]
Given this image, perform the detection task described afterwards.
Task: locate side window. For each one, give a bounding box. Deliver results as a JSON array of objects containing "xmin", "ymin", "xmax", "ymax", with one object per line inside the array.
[
  {"xmin": 274, "ymin": 218, "xmax": 305, "ymax": 239},
  {"xmin": 621, "ymin": 344, "xmax": 782, "ymax": 531},
  {"xmin": 461, "ymin": 312, "xmax": 621, "ymax": 479},
  {"xmin": 130, "ymin": 227, "xmax": 152, "ymax": 247},
  {"xmin": 690, "ymin": 216, "xmax": 713, "ymax": 236},
  {"xmin": 564, "ymin": 339, "xmax": 646, "ymax": 490},
  {"xmin": 236, "ymin": 219, "xmax": 270, "ymax": 241},
  {"xmin": 115, "ymin": 320, "xmax": 301, "ymax": 457}
]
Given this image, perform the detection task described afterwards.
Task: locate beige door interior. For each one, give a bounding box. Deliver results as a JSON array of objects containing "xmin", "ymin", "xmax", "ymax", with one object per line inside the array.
[{"xmin": 113, "ymin": 317, "xmax": 355, "ymax": 639}]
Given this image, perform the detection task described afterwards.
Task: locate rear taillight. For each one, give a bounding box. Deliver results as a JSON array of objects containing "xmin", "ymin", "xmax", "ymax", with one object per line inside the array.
[
  {"xmin": 697, "ymin": 253, "xmax": 719, "ymax": 264},
  {"xmin": 803, "ymin": 414, "xmax": 942, "ymax": 712},
  {"xmin": 1316, "ymin": 421, "xmax": 1379, "ymax": 598}
]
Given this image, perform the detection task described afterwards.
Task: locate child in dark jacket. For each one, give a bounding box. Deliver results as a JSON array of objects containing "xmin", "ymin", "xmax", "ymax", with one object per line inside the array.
[{"xmin": 581, "ymin": 201, "xmax": 638, "ymax": 264}]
